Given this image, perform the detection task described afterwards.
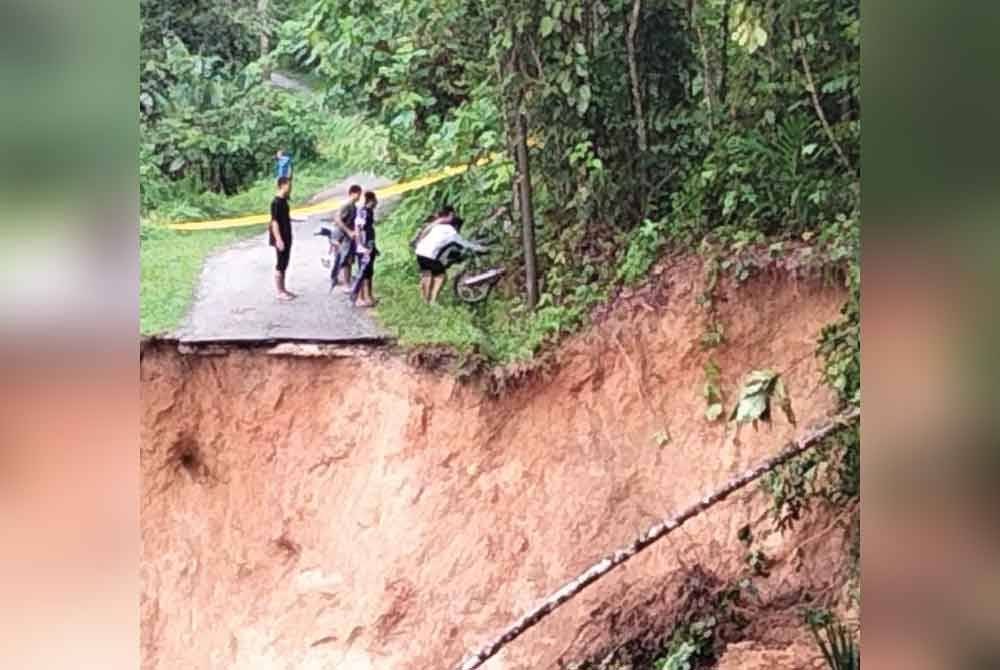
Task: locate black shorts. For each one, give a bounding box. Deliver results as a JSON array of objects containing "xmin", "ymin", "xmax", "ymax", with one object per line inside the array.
[
  {"xmin": 417, "ymin": 255, "xmax": 445, "ymax": 277},
  {"xmin": 275, "ymin": 245, "xmax": 291, "ymax": 272}
]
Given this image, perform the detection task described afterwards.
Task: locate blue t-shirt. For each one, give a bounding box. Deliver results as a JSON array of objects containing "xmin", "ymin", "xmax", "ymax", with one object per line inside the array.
[{"xmin": 275, "ymin": 154, "xmax": 293, "ymax": 178}]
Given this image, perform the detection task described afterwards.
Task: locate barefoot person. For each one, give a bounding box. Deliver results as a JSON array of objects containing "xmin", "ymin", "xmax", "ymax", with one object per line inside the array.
[
  {"xmin": 414, "ymin": 214, "xmax": 485, "ymax": 304},
  {"xmin": 269, "ymin": 177, "xmax": 296, "ymax": 300},
  {"xmin": 333, "ymin": 185, "xmax": 363, "ymax": 290},
  {"xmin": 350, "ymin": 191, "xmax": 379, "ymax": 307}
]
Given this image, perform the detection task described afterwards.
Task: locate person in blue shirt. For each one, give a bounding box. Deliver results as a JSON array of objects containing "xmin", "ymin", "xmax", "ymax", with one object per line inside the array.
[{"xmin": 275, "ymin": 150, "xmax": 293, "ymax": 190}]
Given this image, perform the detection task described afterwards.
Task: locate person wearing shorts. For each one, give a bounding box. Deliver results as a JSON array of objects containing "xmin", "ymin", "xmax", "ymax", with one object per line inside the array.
[
  {"xmin": 414, "ymin": 215, "xmax": 484, "ymax": 304},
  {"xmin": 333, "ymin": 184, "xmax": 363, "ymax": 291},
  {"xmin": 268, "ymin": 177, "xmax": 296, "ymax": 300}
]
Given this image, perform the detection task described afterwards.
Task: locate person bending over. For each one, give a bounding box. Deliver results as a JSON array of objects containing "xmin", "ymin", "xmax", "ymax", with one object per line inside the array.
[
  {"xmin": 414, "ymin": 215, "xmax": 485, "ymax": 304},
  {"xmin": 409, "ymin": 205, "xmax": 455, "ymax": 251}
]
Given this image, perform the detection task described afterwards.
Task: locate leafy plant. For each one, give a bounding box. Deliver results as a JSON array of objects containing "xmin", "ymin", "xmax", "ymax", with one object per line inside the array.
[
  {"xmin": 653, "ymin": 640, "xmax": 699, "ymax": 670},
  {"xmin": 653, "ymin": 617, "xmax": 717, "ymax": 670},
  {"xmin": 745, "ymin": 548, "xmax": 771, "ymax": 577},
  {"xmin": 141, "ymin": 37, "xmax": 324, "ymax": 200},
  {"xmin": 729, "ymin": 370, "xmax": 796, "ymax": 429},
  {"xmin": 618, "ymin": 217, "xmax": 670, "ymax": 284}
]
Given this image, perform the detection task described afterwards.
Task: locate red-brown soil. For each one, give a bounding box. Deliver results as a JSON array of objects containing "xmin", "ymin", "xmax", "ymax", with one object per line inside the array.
[{"xmin": 141, "ymin": 257, "xmax": 846, "ymax": 669}]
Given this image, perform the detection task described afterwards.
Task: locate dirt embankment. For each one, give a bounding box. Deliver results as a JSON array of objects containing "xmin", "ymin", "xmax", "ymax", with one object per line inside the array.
[{"xmin": 141, "ymin": 257, "xmax": 847, "ymax": 670}]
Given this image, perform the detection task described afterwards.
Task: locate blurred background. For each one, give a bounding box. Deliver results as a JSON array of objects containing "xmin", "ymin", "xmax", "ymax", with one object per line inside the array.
[
  {"xmin": 0, "ymin": 0, "xmax": 138, "ymax": 668},
  {"xmin": 864, "ymin": 1, "xmax": 1000, "ymax": 669},
  {"xmin": 0, "ymin": 0, "xmax": 998, "ymax": 667}
]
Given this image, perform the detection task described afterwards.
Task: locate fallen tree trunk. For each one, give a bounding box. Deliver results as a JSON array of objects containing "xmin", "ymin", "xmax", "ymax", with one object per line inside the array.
[{"xmin": 455, "ymin": 409, "xmax": 860, "ymax": 670}]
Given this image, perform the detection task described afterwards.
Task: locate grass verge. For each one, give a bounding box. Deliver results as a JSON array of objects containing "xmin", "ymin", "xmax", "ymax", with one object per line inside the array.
[
  {"xmin": 370, "ymin": 195, "xmax": 607, "ymax": 364},
  {"xmin": 140, "ymin": 223, "xmax": 267, "ymax": 335},
  {"xmin": 140, "ymin": 114, "xmax": 392, "ymax": 335},
  {"xmin": 140, "ymin": 158, "xmax": 355, "ymax": 335}
]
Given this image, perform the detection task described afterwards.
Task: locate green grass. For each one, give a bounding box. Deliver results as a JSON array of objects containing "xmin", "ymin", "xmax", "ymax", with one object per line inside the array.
[
  {"xmin": 140, "ymin": 160, "xmax": 353, "ymax": 336},
  {"xmin": 370, "ymin": 196, "xmax": 608, "ymax": 364},
  {"xmin": 140, "ymin": 168, "xmax": 603, "ymax": 356},
  {"xmin": 139, "ymin": 111, "xmax": 593, "ymax": 357},
  {"xmin": 140, "ymin": 112, "xmax": 393, "ymax": 336},
  {"xmin": 145, "ymin": 159, "xmax": 347, "ymax": 224},
  {"xmin": 140, "ymin": 223, "xmax": 267, "ymax": 335}
]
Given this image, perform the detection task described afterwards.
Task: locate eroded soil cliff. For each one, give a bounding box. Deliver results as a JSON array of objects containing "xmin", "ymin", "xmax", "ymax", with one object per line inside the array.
[{"xmin": 141, "ymin": 258, "xmax": 846, "ymax": 669}]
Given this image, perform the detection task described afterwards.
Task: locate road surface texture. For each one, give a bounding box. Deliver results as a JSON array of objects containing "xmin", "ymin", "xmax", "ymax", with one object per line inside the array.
[{"xmin": 175, "ymin": 174, "xmax": 397, "ymax": 344}]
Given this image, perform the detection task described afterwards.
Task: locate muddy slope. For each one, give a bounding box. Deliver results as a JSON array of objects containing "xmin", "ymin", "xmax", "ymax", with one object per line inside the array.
[{"xmin": 141, "ymin": 259, "xmax": 845, "ymax": 670}]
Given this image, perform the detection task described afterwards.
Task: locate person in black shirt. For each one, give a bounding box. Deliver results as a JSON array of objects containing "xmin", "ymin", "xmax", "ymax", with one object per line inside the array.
[
  {"xmin": 269, "ymin": 177, "xmax": 296, "ymax": 300},
  {"xmin": 332, "ymin": 184, "xmax": 363, "ymax": 291}
]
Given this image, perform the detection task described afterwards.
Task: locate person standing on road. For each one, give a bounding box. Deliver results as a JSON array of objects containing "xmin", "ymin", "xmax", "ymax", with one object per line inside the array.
[
  {"xmin": 350, "ymin": 191, "xmax": 379, "ymax": 307},
  {"xmin": 269, "ymin": 177, "xmax": 296, "ymax": 301},
  {"xmin": 332, "ymin": 184, "xmax": 363, "ymax": 290}
]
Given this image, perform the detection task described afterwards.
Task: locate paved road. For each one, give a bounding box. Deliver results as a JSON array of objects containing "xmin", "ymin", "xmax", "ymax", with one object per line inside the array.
[{"xmin": 175, "ymin": 175, "xmax": 398, "ymax": 344}]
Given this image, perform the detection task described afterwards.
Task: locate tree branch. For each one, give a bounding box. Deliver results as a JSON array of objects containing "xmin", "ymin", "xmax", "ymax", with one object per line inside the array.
[
  {"xmin": 792, "ymin": 16, "xmax": 856, "ymax": 178},
  {"xmin": 454, "ymin": 408, "xmax": 860, "ymax": 670}
]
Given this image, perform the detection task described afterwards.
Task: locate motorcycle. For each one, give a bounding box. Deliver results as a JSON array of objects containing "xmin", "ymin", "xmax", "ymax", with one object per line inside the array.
[
  {"xmin": 441, "ymin": 207, "xmax": 512, "ymax": 304},
  {"xmin": 444, "ymin": 244, "xmax": 506, "ymax": 304}
]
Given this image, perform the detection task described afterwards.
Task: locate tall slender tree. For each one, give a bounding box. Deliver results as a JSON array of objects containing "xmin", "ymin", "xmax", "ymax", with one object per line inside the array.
[{"xmin": 258, "ymin": 0, "xmax": 270, "ymax": 80}]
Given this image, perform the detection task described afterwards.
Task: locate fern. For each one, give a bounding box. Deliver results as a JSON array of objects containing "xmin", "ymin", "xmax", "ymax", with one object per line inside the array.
[{"xmin": 810, "ymin": 620, "xmax": 860, "ymax": 670}]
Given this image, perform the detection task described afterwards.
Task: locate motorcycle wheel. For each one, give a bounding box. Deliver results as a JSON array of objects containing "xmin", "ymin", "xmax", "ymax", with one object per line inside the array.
[{"xmin": 453, "ymin": 270, "xmax": 495, "ymax": 304}]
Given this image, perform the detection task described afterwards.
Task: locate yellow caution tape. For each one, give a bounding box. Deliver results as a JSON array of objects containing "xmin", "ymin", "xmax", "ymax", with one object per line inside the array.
[{"xmin": 166, "ymin": 152, "xmax": 502, "ymax": 231}]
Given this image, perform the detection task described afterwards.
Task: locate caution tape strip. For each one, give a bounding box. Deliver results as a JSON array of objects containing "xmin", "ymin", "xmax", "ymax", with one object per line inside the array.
[{"xmin": 166, "ymin": 153, "xmax": 501, "ymax": 231}]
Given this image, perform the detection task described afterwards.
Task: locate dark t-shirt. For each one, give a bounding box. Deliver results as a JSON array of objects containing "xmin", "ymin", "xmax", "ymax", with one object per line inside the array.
[
  {"xmin": 338, "ymin": 201, "xmax": 357, "ymax": 233},
  {"xmin": 269, "ymin": 196, "xmax": 292, "ymax": 247},
  {"xmin": 363, "ymin": 205, "xmax": 376, "ymax": 244}
]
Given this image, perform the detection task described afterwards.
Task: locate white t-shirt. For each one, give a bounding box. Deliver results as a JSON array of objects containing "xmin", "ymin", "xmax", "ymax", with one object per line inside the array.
[{"xmin": 415, "ymin": 224, "xmax": 485, "ymax": 260}]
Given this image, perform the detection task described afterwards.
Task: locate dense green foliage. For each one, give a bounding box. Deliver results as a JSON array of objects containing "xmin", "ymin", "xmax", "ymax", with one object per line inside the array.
[
  {"xmin": 140, "ymin": 0, "xmax": 859, "ymax": 351},
  {"xmin": 140, "ymin": 0, "xmax": 861, "ymax": 659},
  {"xmin": 277, "ymin": 1, "xmax": 857, "ymax": 254},
  {"xmin": 141, "ymin": 0, "xmax": 326, "ymax": 210},
  {"xmin": 141, "ymin": 39, "xmax": 322, "ymax": 197},
  {"xmin": 266, "ymin": 0, "xmax": 860, "ymax": 360}
]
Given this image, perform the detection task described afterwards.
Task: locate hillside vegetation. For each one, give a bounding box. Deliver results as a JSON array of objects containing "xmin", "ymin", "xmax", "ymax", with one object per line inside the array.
[
  {"xmin": 140, "ymin": 2, "xmax": 860, "ymax": 662},
  {"xmin": 141, "ymin": 0, "xmax": 858, "ymax": 368}
]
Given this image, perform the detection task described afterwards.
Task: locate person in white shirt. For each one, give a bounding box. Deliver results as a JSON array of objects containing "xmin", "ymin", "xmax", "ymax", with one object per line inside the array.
[{"xmin": 413, "ymin": 215, "xmax": 486, "ymax": 304}]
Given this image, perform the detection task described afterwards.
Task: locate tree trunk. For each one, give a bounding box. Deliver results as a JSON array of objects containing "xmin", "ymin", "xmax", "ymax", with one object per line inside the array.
[
  {"xmin": 719, "ymin": 0, "xmax": 731, "ymax": 107},
  {"xmin": 258, "ymin": 0, "xmax": 271, "ymax": 81},
  {"xmin": 514, "ymin": 108, "xmax": 539, "ymax": 310},
  {"xmin": 692, "ymin": 2, "xmax": 715, "ymax": 128},
  {"xmin": 497, "ymin": 48, "xmax": 523, "ymax": 262},
  {"xmin": 454, "ymin": 409, "xmax": 860, "ymax": 670},
  {"xmin": 625, "ymin": 0, "xmax": 647, "ymax": 153}
]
